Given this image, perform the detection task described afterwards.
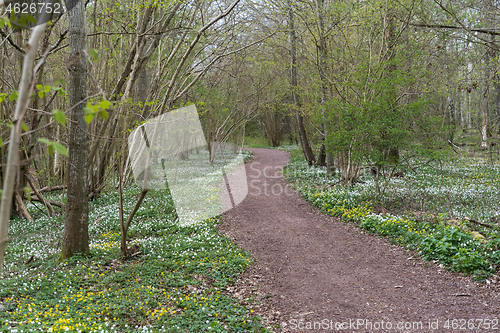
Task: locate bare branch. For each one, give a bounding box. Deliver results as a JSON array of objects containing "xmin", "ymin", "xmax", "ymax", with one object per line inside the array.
[
  {"xmin": 402, "ymin": 20, "xmax": 500, "ymax": 37},
  {"xmin": 158, "ymin": 0, "xmax": 241, "ymax": 112},
  {"xmin": 0, "ymin": 29, "xmax": 26, "ymax": 54}
]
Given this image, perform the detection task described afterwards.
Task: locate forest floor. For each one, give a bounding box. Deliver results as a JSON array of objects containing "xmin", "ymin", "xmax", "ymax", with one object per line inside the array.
[{"xmin": 219, "ymin": 148, "xmax": 500, "ymax": 332}]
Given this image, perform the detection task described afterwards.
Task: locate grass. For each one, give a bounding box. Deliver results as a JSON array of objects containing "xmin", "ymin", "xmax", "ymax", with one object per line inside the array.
[
  {"xmin": 283, "ymin": 147, "xmax": 500, "ymax": 280},
  {"xmin": 243, "ymin": 136, "xmax": 299, "ymax": 149},
  {"xmin": 1, "ymin": 151, "xmax": 272, "ymax": 332},
  {"xmin": 243, "ymin": 136, "xmax": 271, "ymax": 148}
]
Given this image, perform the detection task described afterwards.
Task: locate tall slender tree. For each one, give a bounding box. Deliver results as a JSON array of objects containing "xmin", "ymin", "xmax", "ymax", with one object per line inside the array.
[
  {"xmin": 315, "ymin": 0, "xmax": 334, "ymax": 175},
  {"xmin": 62, "ymin": 0, "xmax": 89, "ymax": 259},
  {"xmin": 480, "ymin": 0, "xmax": 496, "ymax": 149},
  {"xmin": 288, "ymin": 0, "xmax": 315, "ymax": 165},
  {"xmin": 0, "ymin": 1, "xmax": 55, "ymax": 271}
]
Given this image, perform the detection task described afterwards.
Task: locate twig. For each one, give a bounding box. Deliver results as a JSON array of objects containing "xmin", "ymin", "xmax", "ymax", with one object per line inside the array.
[
  {"xmin": 26, "ymin": 175, "xmax": 55, "ymax": 216},
  {"xmin": 15, "ymin": 191, "xmax": 33, "ymax": 222},
  {"xmin": 25, "ymin": 255, "xmax": 34, "ymax": 265},
  {"xmin": 131, "ymin": 251, "xmax": 142, "ymax": 257},
  {"xmin": 448, "ymin": 140, "xmax": 463, "ymax": 152},
  {"xmin": 30, "ymin": 196, "xmax": 64, "ymax": 208},
  {"xmin": 38, "ymin": 185, "xmax": 66, "ymax": 193},
  {"xmin": 465, "ymin": 218, "xmax": 497, "ymax": 229}
]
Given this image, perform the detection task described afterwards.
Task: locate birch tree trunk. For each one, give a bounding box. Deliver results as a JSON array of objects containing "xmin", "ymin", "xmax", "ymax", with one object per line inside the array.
[
  {"xmin": 62, "ymin": 0, "xmax": 89, "ymax": 259},
  {"xmin": 0, "ymin": 1, "xmax": 53, "ymax": 272}
]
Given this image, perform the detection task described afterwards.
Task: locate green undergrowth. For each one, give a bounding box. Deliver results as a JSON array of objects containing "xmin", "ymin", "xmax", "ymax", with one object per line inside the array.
[
  {"xmin": 283, "ymin": 148, "xmax": 500, "ymax": 280},
  {"xmin": 243, "ymin": 136, "xmax": 271, "ymax": 148},
  {"xmin": 1, "ymin": 152, "xmax": 270, "ymax": 332}
]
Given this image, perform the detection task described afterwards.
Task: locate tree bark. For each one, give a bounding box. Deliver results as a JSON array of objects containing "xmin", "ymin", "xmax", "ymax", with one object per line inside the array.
[
  {"xmin": 0, "ymin": 1, "xmax": 53, "ymax": 272},
  {"xmin": 480, "ymin": 0, "xmax": 496, "ymax": 149},
  {"xmin": 15, "ymin": 191, "xmax": 32, "ymax": 221},
  {"xmin": 381, "ymin": 4, "xmax": 399, "ymax": 165},
  {"xmin": 315, "ymin": 0, "xmax": 334, "ymax": 175},
  {"xmin": 288, "ymin": 0, "xmax": 315, "ymax": 165},
  {"xmin": 62, "ymin": 0, "xmax": 89, "ymax": 258}
]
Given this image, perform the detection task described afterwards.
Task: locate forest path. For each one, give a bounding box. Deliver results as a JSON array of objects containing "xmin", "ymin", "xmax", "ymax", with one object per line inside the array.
[{"xmin": 219, "ymin": 148, "xmax": 500, "ymax": 332}]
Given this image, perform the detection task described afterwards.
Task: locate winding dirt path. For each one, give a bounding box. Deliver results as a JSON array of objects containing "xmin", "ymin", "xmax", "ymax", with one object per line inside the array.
[{"xmin": 220, "ymin": 148, "xmax": 500, "ymax": 332}]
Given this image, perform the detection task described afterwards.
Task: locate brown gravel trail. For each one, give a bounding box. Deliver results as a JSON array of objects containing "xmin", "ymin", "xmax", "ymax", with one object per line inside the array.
[{"xmin": 219, "ymin": 148, "xmax": 500, "ymax": 332}]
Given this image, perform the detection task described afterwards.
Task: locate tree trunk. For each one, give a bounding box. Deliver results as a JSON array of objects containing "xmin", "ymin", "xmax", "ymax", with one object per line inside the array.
[
  {"xmin": 495, "ymin": 73, "xmax": 500, "ymax": 134},
  {"xmin": 315, "ymin": 0, "xmax": 335, "ymax": 175},
  {"xmin": 480, "ymin": 0, "xmax": 496, "ymax": 149},
  {"xmin": 62, "ymin": 0, "xmax": 89, "ymax": 259},
  {"xmin": 0, "ymin": 3, "xmax": 53, "ymax": 272},
  {"xmin": 317, "ymin": 142, "xmax": 326, "ymax": 166},
  {"xmin": 135, "ymin": 66, "xmax": 150, "ymax": 120},
  {"xmin": 288, "ymin": 0, "xmax": 315, "ymax": 165},
  {"xmin": 381, "ymin": 4, "xmax": 399, "ymax": 164}
]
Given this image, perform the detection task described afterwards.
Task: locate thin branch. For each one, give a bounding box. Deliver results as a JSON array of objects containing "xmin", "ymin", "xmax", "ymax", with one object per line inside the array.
[
  {"xmin": 402, "ymin": 21, "xmax": 500, "ymax": 37},
  {"xmin": 26, "ymin": 175, "xmax": 55, "ymax": 216},
  {"xmin": 0, "ymin": 29, "xmax": 26, "ymax": 54},
  {"xmin": 36, "ymin": 30, "xmax": 68, "ymax": 60},
  {"xmin": 158, "ymin": 0, "xmax": 241, "ymax": 112},
  {"xmin": 173, "ymin": 32, "xmax": 274, "ymax": 103}
]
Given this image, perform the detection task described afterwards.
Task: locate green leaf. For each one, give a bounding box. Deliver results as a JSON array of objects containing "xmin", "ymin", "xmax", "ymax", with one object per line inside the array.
[
  {"xmin": 37, "ymin": 85, "xmax": 51, "ymax": 98},
  {"xmin": 84, "ymin": 113, "xmax": 94, "ymax": 124},
  {"xmin": 26, "ymin": 14, "xmax": 37, "ymax": 24},
  {"xmin": 0, "ymin": 138, "xmax": 3, "ymax": 146},
  {"xmin": 21, "ymin": 122, "xmax": 28, "ymax": 132},
  {"xmin": 99, "ymin": 110, "xmax": 109, "ymax": 120},
  {"xmin": 53, "ymin": 87, "xmax": 66, "ymax": 96},
  {"xmin": 23, "ymin": 187, "xmax": 31, "ymax": 201},
  {"xmin": 38, "ymin": 138, "xmax": 68, "ymax": 156},
  {"xmin": 99, "ymin": 100, "xmax": 111, "ymax": 109},
  {"xmin": 52, "ymin": 109, "xmax": 66, "ymax": 125},
  {"xmin": 52, "ymin": 142, "xmax": 68, "ymax": 156},
  {"xmin": 0, "ymin": 93, "xmax": 7, "ymax": 103},
  {"xmin": 84, "ymin": 104, "xmax": 98, "ymax": 123},
  {"xmin": 89, "ymin": 49, "xmax": 98, "ymax": 61},
  {"xmin": 9, "ymin": 91, "xmax": 18, "ymax": 101},
  {"xmin": 48, "ymin": 144, "xmax": 55, "ymax": 156},
  {"xmin": 85, "ymin": 102, "xmax": 96, "ymax": 112},
  {"xmin": 37, "ymin": 138, "xmax": 50, "ymax": 144}
]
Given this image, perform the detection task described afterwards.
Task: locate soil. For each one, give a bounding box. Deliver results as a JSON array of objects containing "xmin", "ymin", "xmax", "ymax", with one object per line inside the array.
[{"xmin": 219, "ymin": 148, "xmax": 500, "ymax": 332}]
